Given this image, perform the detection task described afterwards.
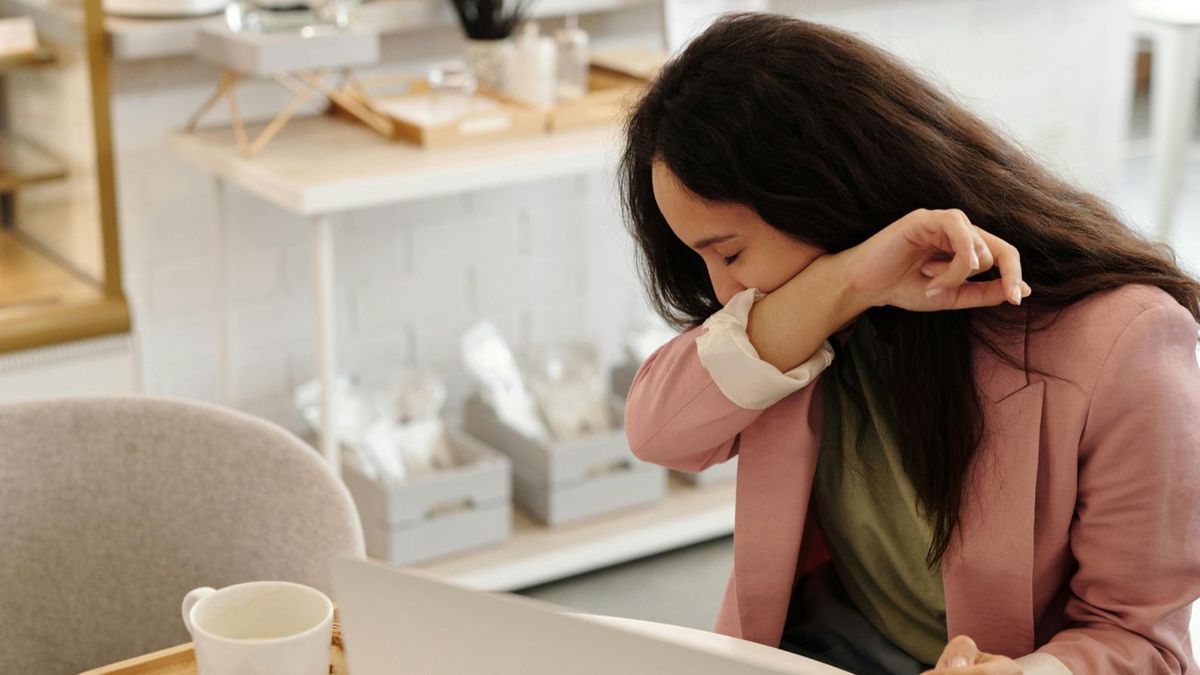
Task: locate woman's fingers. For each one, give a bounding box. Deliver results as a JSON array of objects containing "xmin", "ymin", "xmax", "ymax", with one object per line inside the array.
[
  {"xmin": 936, "ymin": 635, "xmax": 980, "ymax": 669},
  {"xmin": 949, "ymin": 280, "xmax": 1028, "ymax": 309},
  {"xmin": 919, "ymin": 227, "xmax": 1028, "ymax": 307},
  {"xmin": 924, "ymin": 210, "xmax": 980, "ymax": 297},
  {"xmin": 972, "ymin": 230, "xmax": 994, "ymax": 273},
  {"xmin": 921, "ymin": 666, "xmax": 1001, "ymax": 675},
  {"xmin": 977, "ymin": 228, "xmax": 1024, "ymax": 305},
  {"xmin": 918, "ymin": 276, "xmax": 1031, "ymax": 309},
  {"xmin": 889, "ymin": 209, "xmax": 1030, "ymax": 311},
  {"xmin": 920, "ymin": 653, "xmax": 1023, "ymax": 675}
]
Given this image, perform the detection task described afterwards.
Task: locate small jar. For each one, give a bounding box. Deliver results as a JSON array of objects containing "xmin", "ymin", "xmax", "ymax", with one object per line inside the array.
[
  {"xmin": 555, "ymin": 15, "xmax": 589, "ymax": 102},
  {"xmin": 504, "ymin": 22, "xmax": 557, "ymax": 108}
]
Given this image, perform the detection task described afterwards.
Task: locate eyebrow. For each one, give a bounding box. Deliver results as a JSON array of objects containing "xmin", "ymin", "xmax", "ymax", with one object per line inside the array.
[{"xmin": 691, "ymin": 234, "xmax": 737, "ymax": 250}]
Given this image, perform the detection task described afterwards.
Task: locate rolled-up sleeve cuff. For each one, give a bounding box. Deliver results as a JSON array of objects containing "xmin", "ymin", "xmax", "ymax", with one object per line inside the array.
[
  {"xmin": 694, "ymin": 287, "xmax": 834, "ymax": 410},
  {"xmin": 1013, "ymin": 653, "xmax": 1072, "ymax": 675}
]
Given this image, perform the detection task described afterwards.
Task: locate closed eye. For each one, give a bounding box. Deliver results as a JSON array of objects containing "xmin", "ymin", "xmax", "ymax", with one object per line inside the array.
[{"xmin": 723, "ymin": 253, "xmax": 740, "ymax": 265}]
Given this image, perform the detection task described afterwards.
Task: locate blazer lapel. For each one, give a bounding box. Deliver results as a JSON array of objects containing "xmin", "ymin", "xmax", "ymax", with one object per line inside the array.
[
  {"xmin": 733, "ymin": 381, "xmax": 823, "ymax": 647},
  {"xmin": 944, "ymin": 306, "xmax": 1044, "ymax": 656}
]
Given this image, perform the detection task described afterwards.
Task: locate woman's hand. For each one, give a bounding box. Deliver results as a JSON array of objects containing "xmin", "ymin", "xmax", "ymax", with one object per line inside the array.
[
  {"xmin": 922, "ymin": 635, "xmax": 1024, "ymax": 674},
  {"xmin": 834, "ymin": 208, "xmax": 1031, "ymax": 311}
]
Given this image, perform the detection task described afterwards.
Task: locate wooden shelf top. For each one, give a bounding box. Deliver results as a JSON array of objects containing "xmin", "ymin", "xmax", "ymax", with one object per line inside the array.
[
  {"xmin": 170, "ymin": 114, "xmax": 619, "ymax": 216},
  {"xmin": 0, "ymin": 45, "xmax": 55, "ymax": 71}
]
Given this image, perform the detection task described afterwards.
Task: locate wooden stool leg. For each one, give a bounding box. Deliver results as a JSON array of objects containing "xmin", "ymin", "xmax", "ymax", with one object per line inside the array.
[
  {"xmin": 299, "ymin": 69, "xmax": 393, "ymax": 136},
  {"xmin": 246, "ymin": 86, "xmax": 319, "ymax": 157},
  {"xmin": 185, "ymin": 72, "xmax": 239, "ymax": 132},
  {"xmin": 224, "ymin": 74, "xmax": 251, "ymax": 156}
]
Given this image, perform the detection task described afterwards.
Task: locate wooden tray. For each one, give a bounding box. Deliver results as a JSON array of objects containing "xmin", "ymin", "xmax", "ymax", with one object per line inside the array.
[
  {"xmin": 81, "ymin": 613, "xmax": 346, "ymax": 674},
  {"xmin": 331, "ymin": 76, "xmax": 546, "ymax": 148},
  {"xmin": 545, "ymin": 66, "xmax": 649, "ymax": 132}
]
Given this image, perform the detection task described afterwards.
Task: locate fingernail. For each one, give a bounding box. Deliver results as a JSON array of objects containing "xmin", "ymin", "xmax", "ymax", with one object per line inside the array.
[
  {"xmin": 1011, "ymin": 285, "xmax": 1022, "ymax": 305},
  {"xmin": 920, "ymin": 266, "xmax": 935, "ymax": 278},
  {"xmin": 950, "ymin": 657, "xmax": 970, "ymax": 668},
  {"xmin": 1021, "ymin": 281, "xmax": 1032, "ymax": 296},
  {"xmin": 926, "ymin": 287, "xmax": 944, "ymax": 298}
]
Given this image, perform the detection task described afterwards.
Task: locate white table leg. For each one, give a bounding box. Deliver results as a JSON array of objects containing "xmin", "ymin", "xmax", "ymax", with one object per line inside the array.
[
  {"xmin": 211, "ymin": 177, "xmax": 231, "ymax": 404},
  {"xmin": 311, "ymin": 213, "xmax": 340, "ymax": 475},
  {"xmin": 1146, "ymin": 21, "xmax": 1200, "ymax": 242}
]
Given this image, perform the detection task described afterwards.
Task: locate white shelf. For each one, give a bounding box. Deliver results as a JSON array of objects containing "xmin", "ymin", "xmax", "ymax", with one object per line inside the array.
[
  {"xmin": 6, "ymin": 0, "xmax": 658, "ymax": 62},
  {"xmin": 409, "ymin": 475, "xmax": 736, "ymax": 592},
  {"xmin": 170, "ymin": 114, "xmax": 619, "ymax": 216}
]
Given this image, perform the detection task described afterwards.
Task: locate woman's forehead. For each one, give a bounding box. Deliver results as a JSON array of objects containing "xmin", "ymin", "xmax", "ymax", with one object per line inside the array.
[{"xmin": 651, "ymin": 162, "xmax": 758, "ymax": 246}]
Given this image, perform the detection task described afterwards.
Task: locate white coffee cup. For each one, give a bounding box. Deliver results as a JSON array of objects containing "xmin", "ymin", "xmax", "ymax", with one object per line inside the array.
[{"xmin": 181, "ymin": 581, "xmax": 333, "ymax": 675}]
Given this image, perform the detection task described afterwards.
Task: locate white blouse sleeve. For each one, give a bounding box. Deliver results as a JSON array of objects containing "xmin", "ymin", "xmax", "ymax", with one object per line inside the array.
[{"xmin": 694, "ymin": 287, "xmax": 835, "ymax": 410}]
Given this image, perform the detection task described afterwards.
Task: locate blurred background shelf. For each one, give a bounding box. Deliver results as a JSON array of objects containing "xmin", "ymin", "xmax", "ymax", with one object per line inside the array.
[
  {"xmin": 412, "ymin": 476, "xmax": 736, "ymax": 592},
  {"xmin": 0, "ymin": 44, "xmax": 54, "ymax": 70},
  {"xmin": 171, "ymin": 114, "xmax": 618, "ymax": 214},
  {"xmin": 0, "ymin": 229, "xmax": 129, "ymax": 353},
  {"xmin": 7, "ymin": 0, "xmax": 659, "ymax": 62},
  {"xmin": 0, "ymin": 134, "xmax": 66, "ymax": 192}
]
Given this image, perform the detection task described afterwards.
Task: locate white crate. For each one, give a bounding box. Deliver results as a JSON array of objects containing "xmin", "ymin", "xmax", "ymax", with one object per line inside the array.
[
  {"xmin": 463, "ymin": 395, "xmax": 666, "ymax": 526},
  {"xmin": 196, "ymin": 24, "xmax": 380, "ymax": 77},
  {"xmin": 342, "ymin": 429, "xmax": 512, "ymax": 565}
]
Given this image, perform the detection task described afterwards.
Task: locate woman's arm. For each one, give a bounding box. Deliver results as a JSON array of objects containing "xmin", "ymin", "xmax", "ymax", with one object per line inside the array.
[
  {"xmin": 624, "ymin": 314, "xmax": 834, "ymax": 471},
  {"xmin": 627, "ymin": 208, "xmax": 1030, "ymax": 471},
  {"xmin": 744, "ymin": 253, "xmax": 868, "ymax": 373},
  {"xmin": 753, "ymin": 209, "xmax": 1033, "ymax": 374},
  {"xmin": 627, "ymin": 245, "xmax": 866, "ymax": 471},
  {"xmin": 1031, "ymin": 299, "xmax": 1200, "ymax": 674}
]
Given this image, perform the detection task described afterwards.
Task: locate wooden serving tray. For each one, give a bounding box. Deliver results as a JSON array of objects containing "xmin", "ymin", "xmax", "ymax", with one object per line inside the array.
[
  {"xmin": 331, "ymin": 76, "xmax": 546, "ymax": 148},
  {"xmin": 81, "ymin": 614, "xmax": 346, "ymax": 674},
  {"xmin": 545, "ymin": 66, "xmax": 649, "ymax": 132},
  {"xmin": 82, "ymin": 643, "xmax": 199, "ymax": 675}
]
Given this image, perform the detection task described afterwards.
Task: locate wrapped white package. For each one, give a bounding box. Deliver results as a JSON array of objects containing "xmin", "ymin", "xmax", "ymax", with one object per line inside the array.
[
  {"xmin": 295, "ymin": 375, "xmax": 409, "ymax": 483},
  {"xmin": 461, "ymin": 321, "xmax": 550, "ymax": 441},
  {"xmin": 523, "ymin": 342, "xmax": 613, "ymax": 441},
  {"xmin": 392, "ymin": 370, "xmax": 448, "ymax": 422},
  {"xmin": 293, "ymin": 374, "xmax": 374, "ymax": 445},
  {"xmin": 393, "ymin": 417, "xmax": 455, "ymax": 477},
  {"xmin": 361, "ymin": 418, "xmax": 409, "ymax": 482},
  {"xmin": 387, "ymin": 370, "xmax": 457, "ymax": 476},
  {"xmin": 295, "ymin": 372, "xmax": 459, "ymax": 484}
]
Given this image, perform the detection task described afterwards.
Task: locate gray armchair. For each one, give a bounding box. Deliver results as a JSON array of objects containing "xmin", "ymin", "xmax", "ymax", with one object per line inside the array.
[{"xmin": 0, "ymin": 396, "xmax": 365, "ymax": 674}]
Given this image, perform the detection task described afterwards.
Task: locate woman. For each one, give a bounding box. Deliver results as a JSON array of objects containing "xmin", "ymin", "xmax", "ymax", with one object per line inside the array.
[{"xmin": 621, "ymin": 13, "xmax": 1200, "ymax": 675}]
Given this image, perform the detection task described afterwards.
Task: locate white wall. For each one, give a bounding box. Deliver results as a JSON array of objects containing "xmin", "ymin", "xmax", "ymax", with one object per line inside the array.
[{"xmin": 110, "ymin": 0, "xmax": 1132, "ymax": 433}]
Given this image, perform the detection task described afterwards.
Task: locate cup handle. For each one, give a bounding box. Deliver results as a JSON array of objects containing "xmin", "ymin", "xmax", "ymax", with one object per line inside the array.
[{"xmin": 181, "ymin": 587, "xmax": 215, "ymax": 637}]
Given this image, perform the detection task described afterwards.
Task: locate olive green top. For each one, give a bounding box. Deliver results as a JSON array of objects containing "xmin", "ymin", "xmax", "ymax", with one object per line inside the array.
[{"xmin": 813, "ymin": 317, "xmax": 948, "ymax": 665}]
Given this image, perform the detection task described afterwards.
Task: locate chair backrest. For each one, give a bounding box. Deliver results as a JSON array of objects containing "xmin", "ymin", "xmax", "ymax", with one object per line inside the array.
[{"xmin": 0, "ymin": 396, "xmax": 365, "ymax": 674}]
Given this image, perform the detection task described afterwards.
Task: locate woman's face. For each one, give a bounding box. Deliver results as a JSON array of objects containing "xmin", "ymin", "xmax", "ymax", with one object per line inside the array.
[{"xmin": 652, "ymin": 161, "xmax": 825, "ymax": 306}]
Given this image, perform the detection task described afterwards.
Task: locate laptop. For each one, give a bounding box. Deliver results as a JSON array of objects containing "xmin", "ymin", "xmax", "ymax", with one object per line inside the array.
[{"xmin": 332, "ymin": 557, "xmax": 852, "ymax": 674}]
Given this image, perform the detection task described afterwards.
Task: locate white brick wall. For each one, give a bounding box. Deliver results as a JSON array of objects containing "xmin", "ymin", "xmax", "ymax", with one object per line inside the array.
[{"xmin": 110, "ymin": 0, "xmax": 1132, "ymax": 434}]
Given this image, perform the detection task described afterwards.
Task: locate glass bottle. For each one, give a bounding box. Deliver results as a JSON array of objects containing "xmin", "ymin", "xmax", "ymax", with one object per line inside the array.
[{"xmin": 555, "ymin": 15, "xmax": 589, "ymax": 102}]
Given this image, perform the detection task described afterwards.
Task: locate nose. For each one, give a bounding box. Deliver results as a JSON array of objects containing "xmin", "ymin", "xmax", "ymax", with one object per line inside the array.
[{"xmin": 706, "ymin": 263, "xmax": 745, "ymax": 307}]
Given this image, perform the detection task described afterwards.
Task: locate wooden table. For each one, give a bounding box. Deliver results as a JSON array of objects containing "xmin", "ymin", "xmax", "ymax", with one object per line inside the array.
[{"xmin": 84, "ymin": 614, "xmax": 851, "ymax": 675}]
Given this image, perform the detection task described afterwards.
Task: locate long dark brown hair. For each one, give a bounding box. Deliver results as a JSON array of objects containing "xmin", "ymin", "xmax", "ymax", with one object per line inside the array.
[{"xmin": 620, "ymin": 13, "xmax": 1200, "ymax": 565}]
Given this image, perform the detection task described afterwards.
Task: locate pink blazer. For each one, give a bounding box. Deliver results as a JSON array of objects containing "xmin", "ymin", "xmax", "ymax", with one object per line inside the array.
[{"xmin": 625, "ymin": 284, "xmax": 1200, "ymax": 674}]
